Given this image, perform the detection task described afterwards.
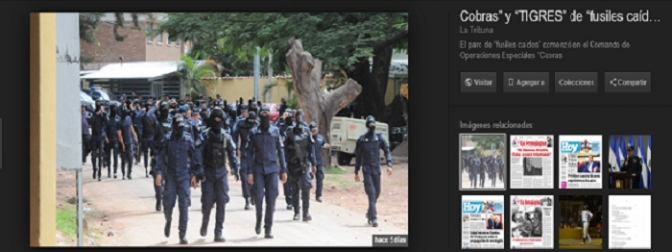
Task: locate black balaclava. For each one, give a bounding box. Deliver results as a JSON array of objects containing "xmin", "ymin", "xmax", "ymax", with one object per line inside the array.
[
  {"xmin": 294, "ymin": 109, "xmax": 305, "ymax": 125},
  {"xmin": 259, "ymin": 104, "xmax": 271, "ymax": 131},
  {"xmin": 210, "ymin": 108, "xmax": 225, "ymax": 134},
  {"xmin": 285, "ymin": 109, "xmax": 294, "ymax": 124},
  {"xmin": 281, "ymin": 98, "xmax": 287, "ymax": 106},
  {"xmin": 120, "ymin": 104, "xmax": 130, "ymax": 119},
  {"xmin": 109, "ymin": 104, "xmax": 117, "ymax": 118},
  {"xmin": 172, "ymin": 114, "xmax": 185, "ymax": 137},
  {"xmin": 95, "ymin": 101, "xmax": 102, "ymax": 114},
  {"xmin": 159, "ymin": 101, "xmax": 170, "ymax": 120},
  {"xmin": 247, "ymin": 111, "xmax": 257, "ymax": 128},
  {"xmin": 365, "ymin": 115, "xmax": 376, "ymax": 134}
]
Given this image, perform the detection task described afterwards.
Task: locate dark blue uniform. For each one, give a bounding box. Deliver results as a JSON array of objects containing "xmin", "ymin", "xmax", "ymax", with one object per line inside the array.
[
  {"xmin": 470, "ymin": 158, "xmax": 480, "ymax": 188},
  {"xmin": 233, "ymin": 118, "xmax": 258, "ymax": 202},
  {"xmin": 82, "ymin": 112, "xmax": 91, "ymax": 163},
  {"xmin": 152, "ymin": 113, "xmax": 172, "ymax": 210},
  {"xmin": 489, "ymin": 158, "xmax": 500, "ymax": 187},
  {"xmin": 155, "ymin": 130, "xmax": 197, "ymax": 239},
  {"xmin": 285, "ymin": 125, "xmax": 316, "ymax": 216},
  {"xmin": 354, "ymin": 132, "xmax": 392, "ymax": 222},
  {"xmin": 132, "ymin": 108, "xmax": 145, "ymax": 166},
  {"xmin": 312, "ymin": 133, "xmax": 326, "ymax": 198},
  {"xmin": 247, "ymin": 125, "xmax": 287, "ymax": 229},
  {"xmin": 279, "ymin": 120, "xmax": 295, "ymax": 207},
  {"xmin": 104, "ymin": 114, "xmax": 120, "ymax": 178},
  {"xmin": 89, "ymin": 112, "xmax": 107, "ymax": 179},
  {"xmin": 142, "ymin": 107, "xmax": 157, "ymax": 174},
  {"xmin": 118, "ymin": 115, "xmax": 135, "ymax": 179},
  {"xmin": 194, "ymin": 128, "xmax": 238, "ymax": 237}
]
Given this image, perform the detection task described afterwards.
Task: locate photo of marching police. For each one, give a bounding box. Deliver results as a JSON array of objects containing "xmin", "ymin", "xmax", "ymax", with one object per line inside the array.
[
  {"xmin": 52, "ymin": 12, "xmax": 408, "ymax": 246},
  {"xmin": 460, "ymin": 133, "xmax": 506, "ymax": 190}
]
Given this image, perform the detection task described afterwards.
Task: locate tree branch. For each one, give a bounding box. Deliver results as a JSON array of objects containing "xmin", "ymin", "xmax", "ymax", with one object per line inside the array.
[{"xmin": 371, "ymin": 30, "xmax": 408, "ymax": 52}]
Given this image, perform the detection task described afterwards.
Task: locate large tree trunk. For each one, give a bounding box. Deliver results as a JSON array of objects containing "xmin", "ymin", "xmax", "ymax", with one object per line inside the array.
[
  {"xmin": 286, "ymin": 37, "xmax": 362, "ymax": 167},
  {"xmin": 349, "ymin": 45, "xmax": 394, "ymax": 120}
]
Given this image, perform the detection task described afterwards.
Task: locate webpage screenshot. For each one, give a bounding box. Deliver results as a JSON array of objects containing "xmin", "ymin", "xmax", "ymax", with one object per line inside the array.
[{"xmin": 4, "ymin": 0, "xmax": 667, "ymax": 251}]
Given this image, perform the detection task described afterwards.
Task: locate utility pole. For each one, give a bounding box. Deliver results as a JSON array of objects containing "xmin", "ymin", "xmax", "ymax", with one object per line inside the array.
[{"xmin": 253, "ymin": 46, "xmax": 260, "ymax": 100}]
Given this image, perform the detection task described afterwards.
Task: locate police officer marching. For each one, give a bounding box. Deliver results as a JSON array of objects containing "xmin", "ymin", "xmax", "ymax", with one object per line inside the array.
[
  {"xmin": 89, "ymin": 100, "xmax": 107, "ymax": 181},
  {"xmin": 309, "ymin": 121, "xmax": 329, "ymax": 203},
  {"xmin": 151, "ymin": 101, "xmax": 172, "ymax": 212},
  {"xmin": 117, "ymin": 102, "xmax": 139, "ymax": 180},
  {"xmin": 622, "ymin": 146, "xmax": 643, "ymax": 189},
  {"xmin": 285, "ymin": 109, "xmax": 316, "ymax": 221},
  {"xmin": 233, "ymin": 104, "xmax": 258, "ymax": 210},
  {"xmin": 247, "ymin": 104, "xmax": 287, "ymax": 238},
  {"xmin": 154, "ymin": 114, "xmax": 199, "ymax": 245},
  {"xmin": 354, "ymin": 115, "xmax": 393, "ymax": 227},
  {"xmin": 194, "ymin": 108, "xmax": 239, "ymax": 242},
  {"xmin": 104, "ymin": 102, "xmax": 121, "ymax": 179}
]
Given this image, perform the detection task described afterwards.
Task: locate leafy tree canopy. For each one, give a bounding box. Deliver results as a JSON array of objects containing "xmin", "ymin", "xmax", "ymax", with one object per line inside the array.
[{"xmin": 154, "ymin": 13, "xmax": 408, "ymax": 76}]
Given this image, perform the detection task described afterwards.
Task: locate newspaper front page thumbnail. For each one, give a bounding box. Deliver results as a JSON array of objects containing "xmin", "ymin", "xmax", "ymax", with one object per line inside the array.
[
  {"xmin": 462, "ymin": 195, "xmax": 505, "ymax": 249},
  {"xmin": 559, "ymin": 135, "xmax": 603, "ymax": 189},
  {"xmin": 510, "ymin": 135, "xmax": 554, "ymax": 189},
  {"xmin": 510, "ymin": 195, "xmax": 554, "ymax": 249}
]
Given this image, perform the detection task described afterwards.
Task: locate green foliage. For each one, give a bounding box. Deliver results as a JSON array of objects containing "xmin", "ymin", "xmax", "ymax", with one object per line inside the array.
[
  {"xmin": 56, "ymin": 207, "xmax": 77, "ymax": 238},
  {"xmin": 287, "ymin": 94, "xmax": 299, "ymax": 109},
  {"xmin": 156, "ymin": 13, "xmax": 408, "ymax": 76},
  {"xmin": 177, "ymin": 52, "xmax": 217, "ymax": 96},
  {"xmin": 325, "ymin": 166, "xmax": 348, "ymax": 174},
  {"xmin": 469, "ymin": 135, "xmax": 504, "ymax": 154},
  {"xmin": 79, "ymin": 13, "xmax": 104, "ymax": 43},
  {"xmin": 79, "ymin": 12, "xmax": 142, "ymax": 43}
]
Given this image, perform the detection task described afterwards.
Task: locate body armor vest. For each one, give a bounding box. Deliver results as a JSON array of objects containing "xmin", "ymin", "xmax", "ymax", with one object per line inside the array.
[
  {"xmin": 205, "ymin": 130, "xmax": 227, "ymax": 168},
  {"xmin": 286, "ymin": 125, "xmax": 312, "ymax": 170}
]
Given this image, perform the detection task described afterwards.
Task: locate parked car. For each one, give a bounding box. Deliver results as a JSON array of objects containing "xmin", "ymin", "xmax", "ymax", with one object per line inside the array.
[
  {"xmin": 330, "ymin": 116, "xmax": 389, "ymax": 166},
  {"xmin": 82, "ymin": 87, "xmax": 117, "ymax": 106},
  {"xmin": 80, "ymin": 91, "xmax": 94, "ymax": 107}
]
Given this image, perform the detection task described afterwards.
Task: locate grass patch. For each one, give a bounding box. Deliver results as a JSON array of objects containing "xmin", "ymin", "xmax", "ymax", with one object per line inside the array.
[
  {"xmin": 325, "ymin": 174, "xmax": 356, "ymax": 188},
  {"xmin": 56, "ymin": 206, "xmax": 77, "ymax": 238},
  {"xmin": 325, "ymin": 166, "xmax": 349, "ymax": 174}
]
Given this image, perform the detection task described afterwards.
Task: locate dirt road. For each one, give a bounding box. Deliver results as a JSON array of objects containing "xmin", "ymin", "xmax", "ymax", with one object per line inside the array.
[{"xmin": 58, "ymin": 160, "xmax": 407, "ymax": 247}]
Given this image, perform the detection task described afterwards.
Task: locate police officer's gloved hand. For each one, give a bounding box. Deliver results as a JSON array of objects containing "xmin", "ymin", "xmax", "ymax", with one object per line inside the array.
[{"xmin": 231, "ymin": 169, "xmax": 239, "ymax": 181}]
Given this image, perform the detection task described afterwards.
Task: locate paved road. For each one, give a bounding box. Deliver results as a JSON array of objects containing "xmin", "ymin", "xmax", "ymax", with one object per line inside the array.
[
  {"xmin": 80, "ymin": 162, "xmax": 406, "ymax": 247},
  {"xmin": 460, "ymin": 171, "xmax": 505, "ymax": 189}
]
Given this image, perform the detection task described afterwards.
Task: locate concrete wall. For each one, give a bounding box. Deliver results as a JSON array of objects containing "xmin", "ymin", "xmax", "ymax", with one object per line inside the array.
[
  {"xmin": 202, "ymin": 77, "xmax": 402, "ymax": 105},
  {"xmin": 56, "ymin": 13, "xmax": 82, "ymax": 170}
]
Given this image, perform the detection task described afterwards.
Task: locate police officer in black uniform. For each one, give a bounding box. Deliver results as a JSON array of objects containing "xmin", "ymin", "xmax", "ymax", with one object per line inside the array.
[
  {"xmin": 233, "ymin": 109, "xmax": 258, "ymax": 210},
  {"xmin": 277, "ymin": 108, "xmax": 294, "ymax": 210},
  {"xmin": 90, "ymin": 101, "xmax": 107, "ymax": 180},
  {"xmin": 151, "ymin": 101, "xmax": 172, "ymax": 211},
  {"xmin": 622, "ymin": 146, "xmax": 643, "ymax": 189},
  {"xmin": 310, "ymin": 121, "xmax": 328, "ymax": 203},
  {"xmin": 194, "ymin": 108, "xmax": 239, "ymax": 242},
  {"xmin": 285, "ymin": 110, "xmax": 316, "ymax": 221},
  {"xmin": 104, "ymin": 103, "xmax": 121, "ymax": 179},
  {"xmin": 354, "ymin": 115, "xmax": 392, "ymax": 227},
  {"xmin": 470, "ymin": 155, "xmax": 480, "ymax": 188}
]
